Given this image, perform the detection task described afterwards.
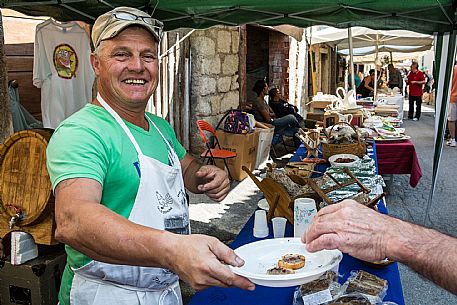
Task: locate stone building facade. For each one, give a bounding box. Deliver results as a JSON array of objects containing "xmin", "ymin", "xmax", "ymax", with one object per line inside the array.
[{"xmin": 189, "ymin": 26, "xmax": 241, "ymax": 154}]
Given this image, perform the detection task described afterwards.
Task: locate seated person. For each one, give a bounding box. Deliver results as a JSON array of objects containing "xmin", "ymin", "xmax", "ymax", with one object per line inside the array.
[
  {"xmin": 268, "ymin": 87, "xmax": 318, "ymax": 129},
  {"xmin": 357, "ymin": 69, "xmax": 375, "ymax": 98},
  {"xmin": 251, "ymin": 80, "xmax": 300, "ymax": 138}
]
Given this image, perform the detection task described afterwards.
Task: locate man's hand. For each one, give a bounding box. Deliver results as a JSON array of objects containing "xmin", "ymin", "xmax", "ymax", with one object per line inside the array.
[
  {"xmin": 196, "ymin": 165, "xmax": 230, "ymax": 201},
  {"xmin": 303, "ymin": 200, "xmax": 391, "ymax": 262},
  {"xmin": 167, "ymin": 234, "xmax": 255, "ymax": 291}
]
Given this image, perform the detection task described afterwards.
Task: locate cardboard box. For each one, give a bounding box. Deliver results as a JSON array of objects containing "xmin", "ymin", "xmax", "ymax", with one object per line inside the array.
[
  {"xmin": 215, "ymin": 130, "xmax": 259, "ymax": 181},
  {"xmin": 254, "ymin": 127, "xmax": 274, "ymax": 168}
]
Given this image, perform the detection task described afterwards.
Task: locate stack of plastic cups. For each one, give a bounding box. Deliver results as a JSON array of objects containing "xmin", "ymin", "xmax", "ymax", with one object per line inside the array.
[
  {"xmin": 272, "ymin": 217, "xmax": 287, "ymax": 238},
  {"xmin": 253, "ymin": 210, "xmax": 269, "ymax": 238}
]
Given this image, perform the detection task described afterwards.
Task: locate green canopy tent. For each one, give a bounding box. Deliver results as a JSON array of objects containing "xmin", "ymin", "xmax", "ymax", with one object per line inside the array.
[
  {"xmin": 1, "ymin": 0, "xmax": 456, "ymax": 220},
  {"xmin": 2, "ymin": 1, "xmax": 455, "ymax": 33}
]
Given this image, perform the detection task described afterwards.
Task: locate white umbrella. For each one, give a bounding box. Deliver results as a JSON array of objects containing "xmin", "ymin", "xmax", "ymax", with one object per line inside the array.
[
  {"xmin": 310, "ymin": 26, "xmax": 433, "ymax": 49},
  {"xmin": 311, "ymin": 26, "xmax": 433, "ymax": 98},
  {"xmin": 338, "ymin": 45, "xmax": 433, "ymax": 56}
]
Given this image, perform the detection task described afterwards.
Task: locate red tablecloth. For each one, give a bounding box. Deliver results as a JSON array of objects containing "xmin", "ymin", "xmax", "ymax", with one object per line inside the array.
[{"xmin": 376, "ymin": 139, "xmax": 422, "ymax": 187}]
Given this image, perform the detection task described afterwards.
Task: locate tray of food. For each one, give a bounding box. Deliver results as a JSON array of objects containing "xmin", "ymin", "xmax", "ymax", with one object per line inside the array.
[
  {"xmin": 373, "ymin": 135, "xmax": 411, "ymax": 142},
  {"xmin": 230, "ymin": 238, "xmax": 342, "ymax": 287}
]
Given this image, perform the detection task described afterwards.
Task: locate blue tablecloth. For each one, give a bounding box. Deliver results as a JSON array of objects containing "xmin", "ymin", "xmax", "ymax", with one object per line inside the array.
[{"xmin": 188, "ymin": 144, "xmax": 405, "ymax": 305}]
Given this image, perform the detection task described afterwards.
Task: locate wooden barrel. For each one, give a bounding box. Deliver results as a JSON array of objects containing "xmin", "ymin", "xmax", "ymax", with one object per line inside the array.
[{"xmin": 0, "ymin": 129, "xmax": 54, "ymax": 226}]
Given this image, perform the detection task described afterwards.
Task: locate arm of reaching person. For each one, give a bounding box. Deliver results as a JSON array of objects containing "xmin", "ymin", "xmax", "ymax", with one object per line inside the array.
[
  {"xmin": 303, "ymin": 200, "xmax": 457, "ymax": 295},
  {"xmin": 54, "ymin": 177, "xmax": 254, "ymax": 291},
  {"xmin": 181, "ymin": 153, "xmax": 230, "ymax": 201}
]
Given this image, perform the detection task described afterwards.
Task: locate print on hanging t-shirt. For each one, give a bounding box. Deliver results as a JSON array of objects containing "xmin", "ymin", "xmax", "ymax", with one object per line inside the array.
[{"xmin": 53, "ymin": 43, "xmax": 78, "ymax": 79}]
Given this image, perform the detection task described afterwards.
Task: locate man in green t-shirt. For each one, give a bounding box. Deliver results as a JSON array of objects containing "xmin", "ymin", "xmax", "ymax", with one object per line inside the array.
[{"xmin": 46, "ymin": 7, "xmax": 254, "ymax": 305}]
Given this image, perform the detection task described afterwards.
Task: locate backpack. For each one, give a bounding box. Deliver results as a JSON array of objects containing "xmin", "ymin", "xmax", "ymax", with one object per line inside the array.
[{"xmin": 217, "ymin": 109, "xmax": 255, "ymax": 134}]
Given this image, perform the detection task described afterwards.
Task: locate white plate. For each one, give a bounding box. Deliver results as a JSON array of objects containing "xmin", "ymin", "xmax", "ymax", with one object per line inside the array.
[
  {"xmin": 230, "ymin": 238, "xmax": 342, "ymax": 287},
  {"xmin": 257, "ymin": 198, "xmax": 270, "ymax": 211},
  {"xmin": 328, "ymin": 153, "xmax": 360, "ymax": 167}
]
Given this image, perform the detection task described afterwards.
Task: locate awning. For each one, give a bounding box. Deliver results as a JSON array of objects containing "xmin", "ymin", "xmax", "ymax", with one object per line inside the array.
[
  {"xmin": 310, "ymin": 26, "xmax": 434, "ymax": 48},
  {"xmin": 338, "ymin": 45, "xmax": 432, "ymax": 56},
  {"xmin": 2, "ymin": 1, "xmax": 455, "ymax": 34}
]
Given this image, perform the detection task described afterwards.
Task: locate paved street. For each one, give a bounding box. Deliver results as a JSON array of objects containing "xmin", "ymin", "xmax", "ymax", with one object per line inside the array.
[
  {"xmin": 387, "ymin": 102, "xmax": 457, "ymax": 305},
  {"xmin": 184, "ymin": 101, "xmax": 457, "ymax": 304}
]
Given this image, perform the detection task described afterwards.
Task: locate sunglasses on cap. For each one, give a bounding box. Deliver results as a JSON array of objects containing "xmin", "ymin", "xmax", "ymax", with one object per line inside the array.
[{"xmin": 112, "ymin": 10, "xmax": 164, "ymax": 39}]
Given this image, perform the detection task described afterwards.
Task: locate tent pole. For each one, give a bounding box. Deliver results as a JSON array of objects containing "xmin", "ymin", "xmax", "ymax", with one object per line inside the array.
[
  {"xmin": 425, "ymin": 31, "xmax": 456, "ymax": 225},
  {"xmin": 373, "ymin": 33, "xmax": 379, "ymax": 99},
  {"xmin": 348, "ymin": 27, "xmax": 355, "ymax": 93},
  {"xmin": 0, "ymin": 10, "xmax": 13, "ymax": 142}
]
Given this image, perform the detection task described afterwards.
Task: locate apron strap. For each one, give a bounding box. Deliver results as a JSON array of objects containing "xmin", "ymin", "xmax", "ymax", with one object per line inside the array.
[
  {"xmin": 97, "ymin": 93, "xmax": 144, "ymax": 156},
  {"xmin": 146, "ymin": 117, "xmax": 179, "ymax": 166},
  {"xmin": 158, "ymin": 281, "xmax": 180, "ymax": 305}
]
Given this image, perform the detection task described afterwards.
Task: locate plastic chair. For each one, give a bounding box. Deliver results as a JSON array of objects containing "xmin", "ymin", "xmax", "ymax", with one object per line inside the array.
[
  {"xmin": 271, "ymin": 128, "xmax": 298, "ymax": 158},
  {"xmin": 196, "ymin": 120, "xmax": 237, "ymax": 180}
]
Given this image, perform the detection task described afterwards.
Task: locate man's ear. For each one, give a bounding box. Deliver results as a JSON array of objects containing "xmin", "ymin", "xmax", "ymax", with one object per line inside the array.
[{"xmin": 90, "ymin": 53, "xmax": 100, "ymax": 76}]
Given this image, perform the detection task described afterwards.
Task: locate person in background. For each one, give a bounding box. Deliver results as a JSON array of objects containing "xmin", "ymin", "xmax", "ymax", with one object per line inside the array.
[
  {"xmin": 357, "ymin": 69, "xmax": 375, "ymax": 98},
  {"xmin": 407, "ymin": 62, "xmax": 426, "ymax": 121},
  {"xmin": 424, "ymin": 69, "xmax": 434, "ymax": 94},
  {"xmin": 348, "ymin": 65, "xmax": 361, "ymax": 88},
  {"xmin": 46, "ymin": 7, "xmax": 254, "ymax": 305},
  {"xmin": 251, "ymin": 80, "xmax": 301, "ymax": 136},
  {"xmin": 446, "ymin": 64, "xmax": 457, "ymax": 147},
  {"xmin": 303, "ymin": 199, "xmax": 457, "ymax": 296},
  {"xmin": 268, "ymin": 87, "xmax": 317, "ymax": 129},
  {"xmin": 387, "ymin": 64, "xmax": 403, "ymax": 92}
]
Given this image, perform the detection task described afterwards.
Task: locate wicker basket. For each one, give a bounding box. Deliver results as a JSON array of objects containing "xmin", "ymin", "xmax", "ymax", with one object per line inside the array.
[{"xmin": 322, "ymin": 122, "xmax": 366, "ymax": 160}]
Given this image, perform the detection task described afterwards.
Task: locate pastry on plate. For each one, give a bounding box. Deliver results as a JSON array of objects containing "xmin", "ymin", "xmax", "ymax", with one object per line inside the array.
[
  {"xmin": 266, "ymin": 266, "xmax": 295, "ymax": 275},
  {"xmin": 278, "ymin": 254, "xmax": 306, "ymax": 270}
]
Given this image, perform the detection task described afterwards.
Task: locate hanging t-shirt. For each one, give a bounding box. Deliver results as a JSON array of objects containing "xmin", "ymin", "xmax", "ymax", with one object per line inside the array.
[{"xmin": 33, "ymin": 18, "xmax": 95, "ymax": 129}]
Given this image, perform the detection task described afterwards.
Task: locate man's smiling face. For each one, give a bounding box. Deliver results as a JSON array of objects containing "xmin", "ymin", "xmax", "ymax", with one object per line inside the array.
[{"xmin": 91, "ymin": 26, "xmax": 159, "ymax": 108}]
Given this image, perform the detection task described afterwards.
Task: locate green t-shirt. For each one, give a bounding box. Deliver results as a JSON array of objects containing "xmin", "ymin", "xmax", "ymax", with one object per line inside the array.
[{"xmin": 46, "ymin": 103, "xmax": 186, "ymax": 305}]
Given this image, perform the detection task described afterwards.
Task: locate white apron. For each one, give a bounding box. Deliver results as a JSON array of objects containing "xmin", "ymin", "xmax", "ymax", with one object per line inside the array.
[{"xmin": 69, "ymin": 94, "xmax": 190, "ymax": 305}]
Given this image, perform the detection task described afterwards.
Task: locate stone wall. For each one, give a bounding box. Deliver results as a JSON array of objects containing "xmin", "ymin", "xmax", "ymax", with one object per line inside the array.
[
  {"xmin": 288, "ymin": 35, "xmax": 308, "ymax": 113},
  {"xmin": 189, "ymin": 26, "xmax": 240, "ymax": 155}
]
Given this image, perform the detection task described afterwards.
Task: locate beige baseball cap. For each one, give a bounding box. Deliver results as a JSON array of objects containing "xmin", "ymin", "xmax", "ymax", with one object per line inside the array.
[{"xmin": 92, "ymin": 7, "xmax": 163, "ymax": 48}]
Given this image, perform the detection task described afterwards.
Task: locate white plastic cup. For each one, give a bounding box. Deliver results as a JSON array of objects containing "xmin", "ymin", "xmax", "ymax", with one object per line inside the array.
[
  {"xmin": 294, "ymin": 198, "xmax": 317, "ymax": 238},
  {"xmin": 253, "ymin": 210, "xmax": 269, "ymax": 238},
  {"xmin": 272, "ymin": 217, "xmax": 287, "ymax": 238}
]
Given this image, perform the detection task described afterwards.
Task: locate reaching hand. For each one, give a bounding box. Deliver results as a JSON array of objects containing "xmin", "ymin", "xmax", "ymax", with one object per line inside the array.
[
  {"xmin": 168, "ymin": 234, "xmax": 255, "ymax": 291},
  {"xmin": 303, "ymin": 200, "xmax": 393, "ymax": 262},
  {"xmin": 196, "ymin": 165, "xmax": 230, "ymax": 201}
]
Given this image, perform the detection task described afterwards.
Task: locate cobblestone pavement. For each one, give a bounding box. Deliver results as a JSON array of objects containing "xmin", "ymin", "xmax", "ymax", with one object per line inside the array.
[{"xmin": 183, "ymin": 103, "xmax": 457, "ymax": 304}]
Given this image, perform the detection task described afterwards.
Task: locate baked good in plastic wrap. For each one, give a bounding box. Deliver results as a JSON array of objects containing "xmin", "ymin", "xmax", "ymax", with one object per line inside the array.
[
  {"xmin": 328, "ymin": 294, "xmax": 398, "ymax": 304},
  {"xmin": 321, "ymin": 155, "xmax": 385, "ymax": 205},
  {"xmin": 340, "ymin": 270, "xmax": 388, "ymax": 304},
  {"xmin": 292, "ymin": 271, "xmax": 341, "ymax": 305},
  {"xmin": 327, "ymin": 293, "xmax": 372, "ymax": 304}
]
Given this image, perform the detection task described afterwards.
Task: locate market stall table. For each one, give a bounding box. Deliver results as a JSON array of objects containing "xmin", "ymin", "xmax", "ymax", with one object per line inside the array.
[
  {"xmin": 188, "ymin": 145, "xmax": 405, "ymax": 305},
  {"xmin": 376, "ymin": 139, "xmax": 422, "ymax": 188}
]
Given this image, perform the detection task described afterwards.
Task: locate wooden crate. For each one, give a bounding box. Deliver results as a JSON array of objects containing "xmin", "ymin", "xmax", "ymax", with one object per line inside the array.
[
  {"xmin": 324, "ymin": 112, "xmax": 364, "ymax": 127},
  {"xmin": 0, "ymin": 246, "xmax": 66, "ymax": 305},
  {"xmin": 306, "ymin": 112, "xmax": 324, "ymax": 122},
  {"xmin": 310, "ymin": 101, "xmax": 332, "ymax": 111}
]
